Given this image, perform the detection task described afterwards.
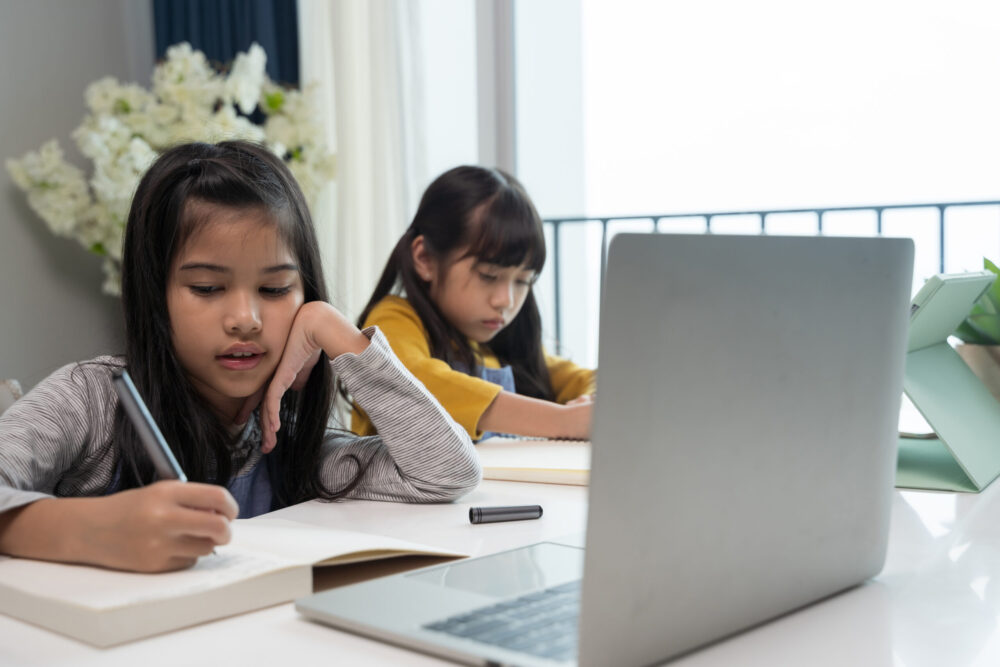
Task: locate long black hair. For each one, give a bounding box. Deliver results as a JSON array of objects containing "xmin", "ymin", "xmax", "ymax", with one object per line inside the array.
[
  {"xmin": 113, "ymin": 140, "xmax": 360, "ymax": 507},
  {"xmin": 357, "ymin": 165, "xmax": 554, "ymax": 400}
]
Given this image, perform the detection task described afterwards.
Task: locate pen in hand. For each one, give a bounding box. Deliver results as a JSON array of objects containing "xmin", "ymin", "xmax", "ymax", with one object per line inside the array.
[
  {"xmin": 113, "ymin": 370, "xmax": 187, "ymax": 482},
  {"xmin": 112, "ymin": 370, "xmax": 220, "ymax": 555}
]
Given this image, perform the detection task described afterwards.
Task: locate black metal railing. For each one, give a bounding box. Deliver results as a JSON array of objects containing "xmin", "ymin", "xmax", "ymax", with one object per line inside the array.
[{"xmin": 543, "ymin": 199, "xmax": 1000, "ymax": 354}]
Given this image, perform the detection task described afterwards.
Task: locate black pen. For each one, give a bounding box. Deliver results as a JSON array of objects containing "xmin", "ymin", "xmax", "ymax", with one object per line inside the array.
[
  {"xmin": 469, "ymin": 505, "xmax": 543, "ymax": 524},
  {"xmin": 112, "ymin": 370, "xmax": 187, "ymax": 481}
]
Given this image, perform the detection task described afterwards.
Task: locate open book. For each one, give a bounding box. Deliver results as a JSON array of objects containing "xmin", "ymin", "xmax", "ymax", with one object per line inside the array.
[
  {"xmin": 0, "ymin": 517, "xmax": 465, "ymax": 647},
  {"xmin": 476, "ymin": 436, "xmax": 591, "ymax": 485}
]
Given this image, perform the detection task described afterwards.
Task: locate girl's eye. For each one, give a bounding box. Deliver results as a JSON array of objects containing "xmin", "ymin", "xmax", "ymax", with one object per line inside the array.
[
  {"xmin": 260, "ymin": 286, "xmax": 292, "ymax": 296},
  {"xmin": 189, "ymin": 285, "xmax": 222, "ymax": 296},
  {"xmin": 477, "ymin": 272, "xmax": 499, "ymax": 283},
  {"xmin": 516, "ymin": 278, "xmax": 534, "ymax": 287}
]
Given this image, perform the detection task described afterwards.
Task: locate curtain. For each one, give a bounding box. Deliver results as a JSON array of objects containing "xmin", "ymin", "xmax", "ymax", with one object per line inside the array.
[
  {"xmin": 153, "ymin": 0, "xmax": 299, "ymax": 85},
  {"xmin": 298, "ymin": 0, "xmax": 427, "ymax": 321}
]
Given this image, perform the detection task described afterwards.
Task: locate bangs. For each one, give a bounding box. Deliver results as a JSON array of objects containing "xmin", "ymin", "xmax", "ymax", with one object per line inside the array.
[
  {"xmin": 170, "ymin": 145, "xmax": 299, "ymax": 257},
  {"xmin": 177, "ymin": 198, "xmax": 296, "ymax": 254},
  {"xmin": 462, "ymin": 189, "xmax": 546, "ymax": 272}
]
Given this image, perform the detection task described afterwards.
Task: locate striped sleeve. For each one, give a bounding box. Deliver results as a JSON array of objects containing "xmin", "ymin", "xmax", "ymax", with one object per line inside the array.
[
  {"xmin": 319, "ymin": 327, "xmax": 482, "ymax": 503},
  {"xmin": 0, "ymin": 359, "xmax": 120, "ymax": 513}
]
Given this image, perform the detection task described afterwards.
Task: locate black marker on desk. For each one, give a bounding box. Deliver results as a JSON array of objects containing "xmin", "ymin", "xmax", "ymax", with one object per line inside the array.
[
  {"xmin": 469, "ymin": 505, "xmax": 543, "ymax": 524},
  {"xmin": 112, "ymin": 370, "xmax": 187, "ymax": 481}
]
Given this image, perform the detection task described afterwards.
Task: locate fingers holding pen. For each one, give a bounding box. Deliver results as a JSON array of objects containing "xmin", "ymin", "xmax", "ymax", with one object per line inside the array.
[
  {"xmin": 171, "ymin": 481, "xmax": 239, "ymax": 521},
  {"xmin": 88, "ymin": 482, "xmax": 238, "ymax": 572}
]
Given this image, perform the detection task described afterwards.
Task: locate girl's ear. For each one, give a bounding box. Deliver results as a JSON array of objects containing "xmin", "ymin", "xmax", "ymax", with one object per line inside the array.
[{"xmin": 410, "ymin": 235, "xmax": 438, "ymax": 283}]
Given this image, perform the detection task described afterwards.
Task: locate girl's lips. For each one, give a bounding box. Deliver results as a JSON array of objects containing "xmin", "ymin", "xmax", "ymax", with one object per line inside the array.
[
  {"xmin": 216, "ymin": 353, "xmax": 264, "ymax": 371},
  {"xmin": 482, "ymin": 320, "xmax": 504, "ymax": 330}
]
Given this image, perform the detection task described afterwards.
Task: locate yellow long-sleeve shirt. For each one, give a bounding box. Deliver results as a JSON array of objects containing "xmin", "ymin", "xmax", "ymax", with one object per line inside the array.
[{"xmin": 350, "ymin": 295, "xmax": 596, "ymax": 439}]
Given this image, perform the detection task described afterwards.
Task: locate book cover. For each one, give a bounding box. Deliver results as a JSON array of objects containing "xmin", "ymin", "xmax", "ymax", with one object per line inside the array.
[{"xmin": 476, "ymin": 437, "xmax": 591, "ymax": 485}]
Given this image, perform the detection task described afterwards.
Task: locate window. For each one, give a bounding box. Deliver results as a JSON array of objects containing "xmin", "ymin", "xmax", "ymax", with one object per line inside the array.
[{"xmin": 514, "ymin": 0, "xmax": 1000, "ymax": 366}]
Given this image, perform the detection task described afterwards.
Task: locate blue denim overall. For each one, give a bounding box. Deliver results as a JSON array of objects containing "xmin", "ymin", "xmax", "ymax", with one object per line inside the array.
[{"xmin": 453, "ymin": 363, "xmax": 516, "ymax": 441}]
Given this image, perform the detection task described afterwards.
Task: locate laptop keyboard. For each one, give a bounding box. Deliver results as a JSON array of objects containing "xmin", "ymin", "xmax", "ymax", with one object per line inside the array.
[{"xmin": 423, "ymin": 579, "xmax": 581, "ymax": 663}]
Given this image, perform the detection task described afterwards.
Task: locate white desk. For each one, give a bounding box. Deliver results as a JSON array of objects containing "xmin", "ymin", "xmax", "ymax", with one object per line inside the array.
[{"xmin": 2, "ymin": 479, "xmax": 1000, "ymax": 667}]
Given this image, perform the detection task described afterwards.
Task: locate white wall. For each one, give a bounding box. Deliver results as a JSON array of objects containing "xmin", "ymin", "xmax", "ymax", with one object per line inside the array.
[{"xmin": 0, "ymin": 0, "xmax": 152, "ymax": 389}]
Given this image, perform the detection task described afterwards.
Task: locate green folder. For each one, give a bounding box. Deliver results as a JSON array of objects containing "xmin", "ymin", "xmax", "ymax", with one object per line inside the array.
[{"xmin": 896, "ymin": 271, "xmax": 1000, "ymax": 492}]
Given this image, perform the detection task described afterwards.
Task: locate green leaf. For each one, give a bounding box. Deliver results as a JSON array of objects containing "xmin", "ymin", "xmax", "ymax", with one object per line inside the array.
[
  {"xmin": 264, "ymin": 91, "xmax": 284, "ymax": 112},
  {"xmin": 114, "ymin": 98, "xmax": 131, "ymax": 114},
  {"xmin": 958, "ymin": 257, "xmax": 1000, "ymax": 341},
  {"xmin": 90, "ymin": 242, "xmax": 106, "ymax": 256},
  {"xmin": 984, "ymin": 257, "xmax": 1000, "ymax": 309},
  {"xmin": 979, "ymin": 297, "xmax": 999, "ymax": 316},
  {"xmin": 962, "ymin": 313, "xmax": 1000, "ymax": 345},
  {"xmin": 955, "ymin": 320, "xmax": 992, "ymax": 344}
]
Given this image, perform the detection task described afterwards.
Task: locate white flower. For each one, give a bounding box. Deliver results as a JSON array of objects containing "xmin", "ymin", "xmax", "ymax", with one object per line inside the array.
[
  {"xmin": 101, "ymin": 258, "xmax": 121, "ymax": 296},
  {"xmin": 84, "ymin": 77, "xmax": 153, "ymax": 115},
  {"xmin": 204, "ymin": 105, "xmax": 267, "ymax": 144},
  {"xmin": 152, "ymin": 43, "xmax": 221, "ymax": 113},
  {"xmin": 226, "ymin": 43, "xmax": 267, "ymax": 114},
  {"xmin": 6, "ymin": 140, "xmax": 93, "ymax": 237},
  {"xmin": 6, "ymin": 41, "xmax": 336, "ymax": 296},
  {"xmin": 72, "ymin": 115, "xmax": 132, "ymax": 163},
  {"xmin": 84, "ymin": 77, "xmax": 125, "ymax": 114}
]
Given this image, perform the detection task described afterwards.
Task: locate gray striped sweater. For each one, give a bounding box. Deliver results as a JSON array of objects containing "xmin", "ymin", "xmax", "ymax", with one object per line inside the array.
[{"xmin": 0, "ymin": 327, "xmax": 481, "ymax": 515}]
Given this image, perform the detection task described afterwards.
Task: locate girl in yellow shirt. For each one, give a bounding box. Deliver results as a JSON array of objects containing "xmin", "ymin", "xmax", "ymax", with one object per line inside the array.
[{"xmin": 352, "ymin": 166, "xmax": 595, "ymax": 441}]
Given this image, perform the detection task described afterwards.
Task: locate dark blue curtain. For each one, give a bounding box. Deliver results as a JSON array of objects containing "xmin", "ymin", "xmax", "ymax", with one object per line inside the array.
[{"xmin": 153, "ymin": 0, "xmax": 299, "ymax": 86}]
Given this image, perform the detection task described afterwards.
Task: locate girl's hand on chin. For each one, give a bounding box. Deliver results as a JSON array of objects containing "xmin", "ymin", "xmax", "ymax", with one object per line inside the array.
[
  {"xmin": 233, "ymin": 350, "xmax": 321, "ymax": 427},
  {"xmin": 260, "ymin": 301, "xmax": 371, "ymax": 453}
]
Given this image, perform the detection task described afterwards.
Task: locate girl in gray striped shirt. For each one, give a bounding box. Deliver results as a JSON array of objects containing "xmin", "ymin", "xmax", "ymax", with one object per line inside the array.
[{"xmin": 0, "ymin": 141, "xmax": 481, "ymax": 573}]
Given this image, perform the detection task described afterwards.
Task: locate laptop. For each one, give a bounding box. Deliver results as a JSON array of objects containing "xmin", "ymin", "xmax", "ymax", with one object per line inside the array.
[{"xmin": 297, "ymin": 233, "xmax": 914, "ymax": 666}]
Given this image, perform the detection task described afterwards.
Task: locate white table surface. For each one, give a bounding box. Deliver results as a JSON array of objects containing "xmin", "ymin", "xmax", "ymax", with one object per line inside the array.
[{"xmin": 2, "ymin": 477, "xmax": 1000, "ymax": 667}]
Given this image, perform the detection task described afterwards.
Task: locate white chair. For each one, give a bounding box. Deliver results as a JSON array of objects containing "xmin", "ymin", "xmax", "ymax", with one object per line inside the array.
[{"xmin": 0, "ymin": 379, "xmax": 22, "ymax": 416}]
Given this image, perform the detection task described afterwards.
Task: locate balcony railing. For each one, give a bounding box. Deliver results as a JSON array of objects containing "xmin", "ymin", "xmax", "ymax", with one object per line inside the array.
[{"xmin": 541, "ymin": 199, "xmax": 1000, "ymax": 362}]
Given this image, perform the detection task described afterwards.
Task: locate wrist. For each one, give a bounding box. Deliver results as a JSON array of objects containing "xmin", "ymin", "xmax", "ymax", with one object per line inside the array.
[
  {"xmin": 556, "ymin": 403, "xmax": 576, "ymax": 437},
  {"xmin": 313, "ymin": 303, "xmax": 370, "ymax": 358},
  {"xmin": 340, "ymin": 330, "xmax": 372, "ymax": 356}
]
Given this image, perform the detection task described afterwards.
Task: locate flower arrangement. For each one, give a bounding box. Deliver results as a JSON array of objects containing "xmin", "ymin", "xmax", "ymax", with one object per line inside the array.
[
  {"xmin": 955, "ymin": 258, "xmax": 1000, "ymax": 345},
  {"xmin": 6, "ymin": 42, "xmax": 336, "ymax": 295}
]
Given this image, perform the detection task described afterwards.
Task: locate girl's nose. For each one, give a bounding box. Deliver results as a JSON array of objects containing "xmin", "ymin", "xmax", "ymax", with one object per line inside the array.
[
  {"xmin": 492, "ymin": 281, "xmax": 515, "ymax": 310},
  {"xmin": 224, "ymin": 293, "xmax": 262, "ymax": 334}
]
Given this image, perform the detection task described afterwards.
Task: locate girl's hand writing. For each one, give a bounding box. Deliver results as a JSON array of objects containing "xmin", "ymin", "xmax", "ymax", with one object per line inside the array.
[
  {"xmin": 479, "ymin": 391, "xmax": 594, "ymax": 440},
  {"xmin": 0, "ymin": 482, "xmax": 240, "ymax": 573},
  {"xmin": 558, "ymin": 400, "xmax": 593, "ymax": 440},
  {"xmin": 260, "ymin": 301, "xmax": 370, "ymax": 452},
  {"xmin": 92, "ymin": 481, "xmax": 237, "ymax": 572},
  {"xmin": 566, "ymin": 394, "xmax": 594, "ymax": 407}
]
